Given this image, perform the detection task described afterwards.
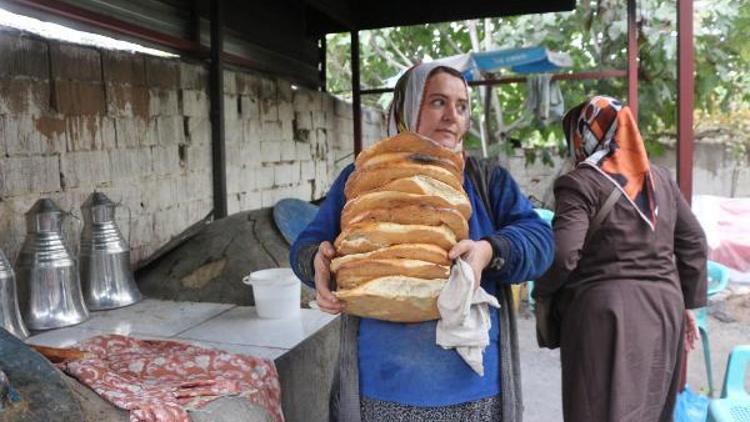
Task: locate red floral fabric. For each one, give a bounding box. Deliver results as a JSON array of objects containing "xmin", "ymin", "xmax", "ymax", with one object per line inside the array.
[{"xmin": 61, "ymin": 334, "xmax": 283, "ymax": 422}]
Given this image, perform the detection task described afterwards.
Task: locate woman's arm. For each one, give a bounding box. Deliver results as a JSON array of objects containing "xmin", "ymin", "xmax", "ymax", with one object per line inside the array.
[
  {"xmin": 533, "ymin": 174, "xmax": 593, "ymax": 296},
  {"xmin": 481, "ymin": 166, "xmax": 555, "ymax": 283},
  {"xmin": 289, "ymin": 164, "xmax": 354, "ymax": 289},
  {"xmin": 672, "ymin": 178, "xmax": 708, "ymax": 309}
]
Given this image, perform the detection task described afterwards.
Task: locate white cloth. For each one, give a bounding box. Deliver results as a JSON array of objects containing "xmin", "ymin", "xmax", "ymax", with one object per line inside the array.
[{"xmin": 436, "ymin": 258, "xmax": 500, "ymax": 376}]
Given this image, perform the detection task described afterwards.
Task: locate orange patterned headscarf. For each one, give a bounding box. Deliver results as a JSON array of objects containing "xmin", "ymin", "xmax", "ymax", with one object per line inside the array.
[{"xmin": 562, "ymin": 96, "xmax": 657, "ymax": 229}]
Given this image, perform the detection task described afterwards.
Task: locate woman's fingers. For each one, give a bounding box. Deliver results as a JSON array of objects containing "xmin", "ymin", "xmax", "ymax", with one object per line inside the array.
[
  {"xmin": 313, "ymin": 241, "xmax": 344, "ymax": 314},
  {"xmin": 448, "ymin": 239, "xmax": 473, "ymax": 260}
]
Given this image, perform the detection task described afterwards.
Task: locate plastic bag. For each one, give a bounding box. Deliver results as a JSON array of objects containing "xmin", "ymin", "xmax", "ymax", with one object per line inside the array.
[{"xmin": 673, "ymin": 385, "xmax": 709, "ymax": 422}]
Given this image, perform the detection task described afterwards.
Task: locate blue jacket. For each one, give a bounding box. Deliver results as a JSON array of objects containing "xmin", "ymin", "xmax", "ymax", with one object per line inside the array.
[{"xmin": 290, "ymin": 163, "xmax": 553, "ymax": 406}]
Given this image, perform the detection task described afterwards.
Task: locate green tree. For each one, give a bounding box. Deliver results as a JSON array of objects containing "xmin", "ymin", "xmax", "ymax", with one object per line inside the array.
[{"xmin": 326, "ymin": 0, "xmax": 750, "ymax": 158}]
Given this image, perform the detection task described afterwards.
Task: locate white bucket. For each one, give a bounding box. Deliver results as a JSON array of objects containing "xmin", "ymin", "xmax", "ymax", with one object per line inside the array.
[{"xmin": 242, "ymin": 268, "xmax": 301, "ymax": 319}]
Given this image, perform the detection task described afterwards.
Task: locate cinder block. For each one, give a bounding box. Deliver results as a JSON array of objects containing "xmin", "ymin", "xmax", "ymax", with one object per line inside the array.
[
  {"xmin": 181, "ymin": 89, "xmax": 210, "ymax": 117},
  {"xmin": 148, "ymin": 88, "xmax": 179, "ymax": 117},
  {"xmin": 277, "ymin": 79, "xmax": 293, "ymax": 102},
  {"xmin": 0, "ymin": 33, "xmax": 49, "ymax": 79},
  {"xmin": 296, "ymin": 142, "xmax": 312, "ymax": 161},
  {"xmin": 255, "ymin": 166, "xmax": 275, "ymax": 189},
  {"xmin": 109, "ymin": 147, "xmax": 152, "ymax": 180},
  {"xmin": 60, "ymin": 150, "xmax": 111, "ymax": 188},
  {"xmin": 333, "ymin": 99, "xmax": 353, "ymax": 118},
  {"xmin": 241, "ymin": 190, "xmax": 262, "ymax": 211},
  {"xmin": 152, "ymin": 145, "xmax": 181, "ymax": 176},
  {"xmin": 260, "ymin": 140, "xmax": 281, "ymax": 163},
  {"xmin": 186, "ymin": 171, "xmax": 212, "ymax": 202},
  {"xmin": 0, "ymin": 155, "xmax": 60, "ymax": 196},
  {"xmin": 292, "ymin": 89, "xmax": 320, "ymax": 113},
  {"xmin": 185, "ymin": 198, "xmax": 212, "ymax": 223},
  {"xmin": 66, "ymin": 115, "xmax": 106, "ymax": 151},
  {"xmin": 259, "ymin": 77, "xmax": 277, "ymax": 99},
  {"xmin": 223, "ymin": 70, "xmax": 237, "ymax": 94},
  {"xmin": 102, "ymin": 51, "xmax": 146, "ymax": 85},
  {"xmin": 300, "ymin": 160, "xmax": 315, "ymax": 180},
  {"xmin": 145, "ymin": 57, "xmax": 179, "ymax": 89},
  {"xmin": 237, "ymin": 142, "xmax": 261, "ymax": 168},
  {"xmin": 186, "ymin": 117, "xmax": 211, "ymax": 145},
  {"xmin": 224, "ymin": 116, "xmax": 242, "ymax": 142},
  {"xmin": 128, "ymin": 216, "xmax": 154, "ymax": 248},
  {"xmin": 243, "ymin": 119, "xmax": 260, "ymax": 144},
  {"xmin": 261, "ymin": 189, "xmax": 279, "ymax": 208},
  {"xmin": 240, "ymin": 95, "xmax": 259, "ymax": 120},
  {"xmin": 261, "ymin": 121, "xmax": 283, "ymax": 141},
  {"xmin": 179, "ymin": 61, "xmax": 207, "ymax": 90},
  {"xmin": 153, "ymin": 205, "xmax": 188, "ymax": 241},
  {"xmin": 2, "ymin": 114, "xmax": 66, "ymax": 155},
  {"xmin": 261, "ymin": 98, "xmax": 279, "ymax": 122},
  {"xmin": 53, "ymin": 80, "xmax": 106, "ymax": 115},
  {"xmin": 224, "ymin": 94, "xmax": 240, "ymax": 122},
  {"xmin": 157, "ymin": 116, "xmax": 186, "ymax": 146},
  {"xmin": 295, "ymin": 111, "xmax": 313, "ymax": 131},
  {"xmin": 278, "ymin": 99, "xmax": 294, "ymax": 122},
  {"xmin": 313, "ymin": 110, "xmax": 328, "ymax": 129},
  {"xmin": 50, "ymin": 44, "xmax": 101, "ymax": 82},
  {"xmin": 236, "ymin": 71, "xmax": 260, "ymax": 97},
  {"xmin": 100, "ymin": 117, "xmax": 117, "ymax": 150},
  {"xmin": 281, "ymin": 118, "xmax": 294, "ymax": 142},
  {"xmin": 274, "ymin": 162, "xmax": 300, "ymax": 186},
  {"xmin": 279, "ymin": 141, "xmax": 296, "ymax": 161},
  {"xmin": 185, "ymin": 142, "xmax": 212, "ymax": 172},
  {"xmin": 106, "ymin": 83, "xmax": 150, "ymax": 118},
  {"xmin": 227, "ymin": 193, "xmax": 241, "ymax": 215},
  {"xmin": 114, "ymin": 117, "xmax": 150, "ymax": 148},
  {"xmin": 0, "ymin": 79, "xmax": 50, "ymax": 115},
  {"xmin": 295, "ymin": 181, "xmax": 313, "ymax": 201}
]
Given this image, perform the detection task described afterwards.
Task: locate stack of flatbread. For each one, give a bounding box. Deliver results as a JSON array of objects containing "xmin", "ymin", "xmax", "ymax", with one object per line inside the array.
[{"xmin": 331, "ymin": 132, "xmax": 471, "ymax": 322}]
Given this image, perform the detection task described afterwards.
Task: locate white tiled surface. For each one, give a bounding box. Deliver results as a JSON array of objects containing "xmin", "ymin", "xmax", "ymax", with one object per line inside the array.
[
  {"xmin": 177, "ymin": 307, "xmax": 337, "ymax": 349},
  {"xmin": 25, "ymin": 299, "xmax": 337, "ymax": 360},
  {"xmin": 26, "ymin": 326, "xmax": 112, "ymax": 348},
  {"xmin": 77, "ymin": 299, "xmax": 234, "ymax": 337}
]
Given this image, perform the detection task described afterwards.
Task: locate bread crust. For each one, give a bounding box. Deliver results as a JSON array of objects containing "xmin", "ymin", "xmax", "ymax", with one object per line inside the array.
[
  {"xmin": 354, "ymin": 132, "xmax": 464, "ymax": 174},
  {"xmin": 343, "ymin": 205, "xmax": 469, "ymax": 241},
  {"xmin": 334, "ymin": 222, "xmax": 457, "ymax": 255},
  {"xmin": 334, "ymin": 276, "xmax": 446, "ymax": 322},
  {"xmin": 344, "ymin": 164, "xmax": 463, "ymax": 200},
  {"xmin": 333, "ymin": 258, "xmax": 450, "ymax": 289},
  {"xmin": 330, "ymin": 243, "xmax": 451, "ymax": 267}
]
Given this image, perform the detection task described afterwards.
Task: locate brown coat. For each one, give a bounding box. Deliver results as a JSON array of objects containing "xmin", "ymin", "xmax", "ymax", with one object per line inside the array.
[{"xmin": 536, "ymin": 165, "xmax": 707, "ymax": 422}]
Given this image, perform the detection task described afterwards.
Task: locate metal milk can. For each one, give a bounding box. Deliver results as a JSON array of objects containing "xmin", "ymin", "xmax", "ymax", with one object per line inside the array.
[
  {"xmin": 15, "ymin": 199, "xmax": 89, "ymax": 330},
  {"xmin": 0, "ymin": 248, "xmax": 28, "ymax": 339},
  {"xmin": 79, "ymin": 192, "xmax": 141, "ymax": 310}
]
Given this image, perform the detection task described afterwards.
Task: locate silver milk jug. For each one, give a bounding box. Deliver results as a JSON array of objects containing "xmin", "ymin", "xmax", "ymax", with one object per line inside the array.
[
  {"xmin": 79, "ymin": 192, "xmax": 141, "ymax": 310},
  {"xmin": 0, "ymin": 248, "xmax": 28, "ymax": 339},
  {"xmin": 15, "ymin": 199, "xmax": 89, "ymax": 330}
]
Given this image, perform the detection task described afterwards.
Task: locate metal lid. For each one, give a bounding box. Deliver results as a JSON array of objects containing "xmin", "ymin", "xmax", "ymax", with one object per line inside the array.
[
  {"xmin": 0, "ymin": 248, "xmax": 13, "ymax": 278},
  {"xmin": 24, "ymin": 199, "xmax": 65, "ymax": 233},
  {"xmin": 81, "ymin": 192, "xmax": 116, "ymax": 210},
  {"xmin": 81, "ymin": 192, "xmax": 117, "ymax": 223}
]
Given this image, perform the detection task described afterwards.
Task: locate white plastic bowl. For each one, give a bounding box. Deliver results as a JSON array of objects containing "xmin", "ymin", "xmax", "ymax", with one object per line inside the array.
[{"xmin": 242, "ymin": 268, "xmax": 301, "ymax": 319}]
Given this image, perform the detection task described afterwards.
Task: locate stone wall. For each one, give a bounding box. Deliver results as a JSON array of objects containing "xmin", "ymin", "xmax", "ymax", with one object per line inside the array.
[{"xmin": 0, "ymin": 29, "xmax": 386, "ymax": 265}]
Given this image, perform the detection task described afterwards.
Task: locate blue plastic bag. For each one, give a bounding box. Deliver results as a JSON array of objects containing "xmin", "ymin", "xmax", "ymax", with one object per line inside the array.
[{"xmin": 674, "ymin": 385, "xmax": 709, "ymax": 422}]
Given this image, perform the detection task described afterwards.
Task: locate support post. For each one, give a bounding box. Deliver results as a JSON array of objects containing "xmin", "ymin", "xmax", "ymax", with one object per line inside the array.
[
  {"xmin": 677, "ymin": 0, "xmax": 694, "ymax": 203},
  {"xmin": 350, "ymin": 31, "xmax": 362, "ymax": 157},
  {"xmin": 627, "ymin": 0, "xmax": 639, "ymax": 120},
  {"xmin": 319, "ymin": 36, "xmax": 327, "ymax": 92},
  {"xmin": 210, "ymin": 0, "xmax": 227, "ymax": 218}
]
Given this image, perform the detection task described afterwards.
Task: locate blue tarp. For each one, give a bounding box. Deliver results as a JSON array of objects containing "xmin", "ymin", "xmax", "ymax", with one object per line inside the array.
[{"xmin": 432, "ymin": 46, "xmax": 572, "ymax": 81}]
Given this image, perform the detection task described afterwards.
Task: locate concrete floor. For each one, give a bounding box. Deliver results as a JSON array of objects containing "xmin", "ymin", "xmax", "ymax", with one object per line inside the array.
[{"xmin": 516, "ymin": 291, "xmax": 750, "ymax": 422}]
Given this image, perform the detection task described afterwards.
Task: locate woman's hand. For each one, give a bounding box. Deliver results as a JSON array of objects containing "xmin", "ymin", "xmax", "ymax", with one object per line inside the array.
[
  {"xmin": 313, "ymin": 241, "xmax": 345, "ymax": 314},
  {"xmin": 449, "ymin": 239, "xmax": 494, "ymax": 289},
  {"xmin": 684, "ymin": 310, "xmax": 700, "ymax": 353}
]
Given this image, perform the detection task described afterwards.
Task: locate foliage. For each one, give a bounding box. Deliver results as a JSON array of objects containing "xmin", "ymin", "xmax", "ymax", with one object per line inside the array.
[{"xmin": 326, "ymin": 0, "xmax": 750, "ymax": 157}]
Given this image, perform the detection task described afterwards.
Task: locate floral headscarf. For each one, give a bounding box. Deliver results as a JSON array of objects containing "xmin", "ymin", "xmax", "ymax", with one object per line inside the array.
[
  {"xmin": 562, "ymin": 95, "xmax": 657, "ymax": 229},
  {"xmin": 387, "ymin": 62, "xmax": 469, "ymax": 151}
]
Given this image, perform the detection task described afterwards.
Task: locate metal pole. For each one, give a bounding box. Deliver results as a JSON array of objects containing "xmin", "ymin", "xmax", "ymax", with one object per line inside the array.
[
  {"xmin": 677, "ymin": 0, "xmax": 694, "ymax": 203},
  {"xmin": 627, "ymin": 0, "xmax": 639, "ymax": 120},
  {"xmin": 210, "ymin": 0, "xmax": 227, "ymax": 218},
  {"xmin": 350, "ymin": 31, "xmax": 363, "ymax": 157},
  {"xmin": 319, "ymin": 36, "xmax": 327, "ymax": 92}
]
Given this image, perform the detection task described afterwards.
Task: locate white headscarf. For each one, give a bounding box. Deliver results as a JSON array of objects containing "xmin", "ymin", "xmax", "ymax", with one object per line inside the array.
[{"xmin": 386, "ymin": 63, "xmax": 469, "ymax": 151}]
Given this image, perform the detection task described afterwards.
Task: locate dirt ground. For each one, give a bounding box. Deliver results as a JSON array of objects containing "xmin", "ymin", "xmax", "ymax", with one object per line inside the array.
[{"xmin": 516, "ymin": 284, "xmax": 750, "ymax": 421}]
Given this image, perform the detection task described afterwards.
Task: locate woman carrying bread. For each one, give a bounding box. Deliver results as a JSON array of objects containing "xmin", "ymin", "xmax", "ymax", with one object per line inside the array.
[
  {"xmin": 290, "ymin": 63, "xmax": 554, "ymax": 422},
  {"xmin": 534, "ymin": 96, "xmax": 707, "ymax": 421}
]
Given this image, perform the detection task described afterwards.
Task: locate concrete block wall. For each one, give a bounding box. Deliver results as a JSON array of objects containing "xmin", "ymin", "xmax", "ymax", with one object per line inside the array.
[{"xmin": 0, "ymin": 29, "xmax": 386, "ymax": 266}]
